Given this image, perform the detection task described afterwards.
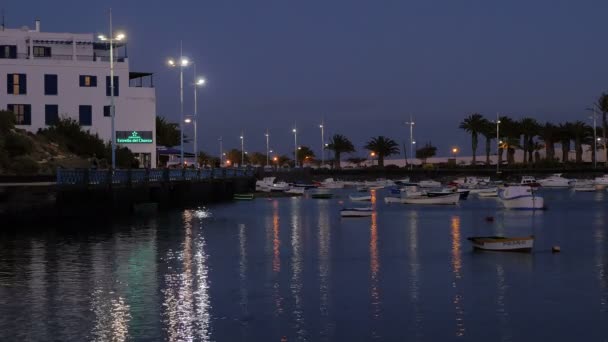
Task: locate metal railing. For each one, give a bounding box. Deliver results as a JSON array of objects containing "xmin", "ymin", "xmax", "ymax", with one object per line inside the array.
[
  {"xmin": 56, "ymin": 168, "xmax": 254, "ymax": 186},
  {"xmin": 10, "ymin": 53, "xmax": 127, "ymax": 62}
]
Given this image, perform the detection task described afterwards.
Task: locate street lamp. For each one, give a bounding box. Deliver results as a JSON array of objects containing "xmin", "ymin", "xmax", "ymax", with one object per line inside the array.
[
  {"xmin": 192, "ymin": 64, "xmax": 206, "ymax": 168},
  {"xmin": 370, "ymin": 151, "xmax": 376, "ymax": 166},
  {"xmin": 319, "ymin": 122, "xmax": 325, "ymax": 167},
  {"xmin": 240, "ymin": 133, "xmax": 245, "ymax": 167},
  {"xmin": 98, "ymin": 9, "xmax": 125, "ymax": 170},
  {"xmin": 452, "ymin": 147, "xmax": 459, "ymax": 157},
  {"xmin": 495, "ymin": 113, "xmax": 501, "ymax": 174},
  {"xmin": 586, "ymin": 107, "xmax": 599, "ymax": 169},
  {"xmin": 167, "ymin": 44, "xmax": 190, "ymax": 166},
  {"xmin": 265, "ymin": 129, "xmax": 270, "ymax": 167},
  {"xmin": 292, "ymin": 127, "xmax": 298, "ymax": 168},
  {"xmin": 218, "ymin": 137, "xmax": 223, "ymax": 166},
  {"xmin": 405, "ymin": 115, "xmax": 415, "ymax": 170}
]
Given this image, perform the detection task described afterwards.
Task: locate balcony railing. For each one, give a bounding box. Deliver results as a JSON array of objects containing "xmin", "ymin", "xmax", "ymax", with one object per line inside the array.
[
  {"xmin": 56, "ymin": 168, "xmax": 254, "ymax": 186},
  {"xmin": 8, "ymin": 53, "xmax": 126, "ymax": 62}
]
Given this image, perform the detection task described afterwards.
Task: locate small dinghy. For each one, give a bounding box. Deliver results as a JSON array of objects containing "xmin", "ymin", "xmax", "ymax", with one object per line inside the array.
[
  {"xmin": 349, "ymin": 194, "xmax": 372, "ymax": 202},
  {"xmin": 311, "ymin": 189, "xmax": 333, "ymax": 199},
  {"xmin": 467, "ymin": 236, "xmax": 534, "ymax": 252},
  {"xmin": 402, "ymin": 193, "xmax": 460, "ymax": 205},
  {"xmin": 285, "ymin": 187, "xmax": 305, "ymax": 195},
  {"xmin": 340, "ymin": 207, "xmax": 373, "ymax": 217},
  {"xmin": 234, "ymin": 193, "xmax": 254, "ymax": 200}
]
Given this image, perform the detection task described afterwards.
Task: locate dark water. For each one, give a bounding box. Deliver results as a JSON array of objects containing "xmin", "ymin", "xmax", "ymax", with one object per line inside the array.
[{"xmin": 1, "ymin": 189, "xmax": 608, "ymax": 341}]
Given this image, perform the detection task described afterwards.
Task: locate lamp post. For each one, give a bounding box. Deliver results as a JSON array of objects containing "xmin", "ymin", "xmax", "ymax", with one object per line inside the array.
[
  {"xmin": 405, "ymin": 115, "xmax": 415, "ymax": 170},
  {"xmin": 240, "ymin": 133, "xmax": 245, "ymax": 167},
  {"xmin": 370, "ymin": 151, "xmax": 376, "ymax": 166},
  {"xmin": 452, "ymin": 147, "xmax": 459, "ymax": 158},
  {"xmin": 265, "ymin": 129, "xmax": 270, "ymax": 167},
  {"xmin": 167, "ymin": 44, "xmax": 190, "ymax": 166},
  {"xmin": 292, "ymin": 126, "xmax": 298, "ymax": 168},
  {"xmin": 98, "ymin": 9, "xmax": 125, "ymax": 170},
  {"xmin": 192, "ymin": 63, "xmax": 205, "ymax": 168},
  {"xmin": 319, "ymin": 122, "xmax": 325, "ymax": 167},
  {"xmin": 218, "ymin": 136, "xmax": 223, "ymax": 166},
  {"xmin": 496, "ymin": 113, "xmax": 501, "ymax": 174}
]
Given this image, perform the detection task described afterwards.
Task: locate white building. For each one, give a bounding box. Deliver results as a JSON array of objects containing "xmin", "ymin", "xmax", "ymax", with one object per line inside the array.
[{"xmin": 0, "ymin": 20, "xmax": 156, "ymax": 168}]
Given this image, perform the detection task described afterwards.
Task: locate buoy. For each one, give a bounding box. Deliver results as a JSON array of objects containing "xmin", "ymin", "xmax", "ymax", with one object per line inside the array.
[
  {"xmin": 552, "ymin": 246, "xmax": 561, "ymax": 253},
  {"xmin": 338, "ymin": 200, "xmax": 344, "ymax": 204},
  {"xmin": 485, "ymin": 216, "xmax": 494, "ymax": 222}
]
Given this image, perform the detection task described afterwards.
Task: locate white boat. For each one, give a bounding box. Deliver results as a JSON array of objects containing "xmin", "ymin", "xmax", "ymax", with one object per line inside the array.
[
  {"xmin": 520, "ymin": 176, "xmax": 541, "ymax": 188},
  {"xmin": 499, "ymin": 186, "xmax": 544, "ymax": 210},
  {"xmin": 285, "ymin": 187, "xmax": 305, "ymax": 195},
  {"xmin": 356, "ymin": 186, "xmax": 369, "ymax": 192},
  {"xmin": 255, "ymin": 177, "xmax": 290, "ymax": 192},
  {"xmin": 469, "ymin": 187, "xmax": 498, "ymax": 194},
  {"xmin": 594, "ymin": 175, "xmax": 608, "ymax": 189},
  {"xmin": 572, "ymin": 180, "xmax": 595, "ymax": 192},
  {"xmin": 349, "ymin": 194, "xmax": 372, "ymax": 201},
  {"xmin": 364, "ymin": 178, "xmax": 394, "ymax": 189},
  {"xmin": 418, "ymin": 180, "xmax": 442, "ymax": 188},
  {"xmin": 478, "ymin": 190, "xmax": 499, "ymax": 198},
  {"xmin": 384, "ymin": 196, "xmax": 406, "ymax": 204},
  {"xmin": 467, "ymin": 236, "xmax": 534, "ymax": 252},
  {"xmin": 537, "ymin": 173, "xmax": 573, "ymax": 188},
  {"xmin": 453, "ymin": 176, "xmax": 491, "ymax": 187},
  {"xmin": 402, "ymin": 193, "xmax": 460, "ymax": 205},
  {"xmin": 319, "ymin": 178, "xmax": 345, "ymax": 189},
  {"xmin": 340, "ymin": 207, "xmax": 373, "ymax": 217}
]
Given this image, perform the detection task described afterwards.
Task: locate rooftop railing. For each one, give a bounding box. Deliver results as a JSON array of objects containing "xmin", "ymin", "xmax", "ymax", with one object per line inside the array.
[
  {"xmin": 56, "ymin": 168, "xmax": 254, "ymax": 187},
  {"xmin": 7, "ymin": 53, "xmax": 126, "ymax": 62}
]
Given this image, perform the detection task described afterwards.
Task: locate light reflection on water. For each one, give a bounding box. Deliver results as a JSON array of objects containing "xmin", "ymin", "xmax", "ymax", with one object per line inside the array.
[{"xmin": 3, "ymin": 189, "xmax": 608, "ymax": 340}]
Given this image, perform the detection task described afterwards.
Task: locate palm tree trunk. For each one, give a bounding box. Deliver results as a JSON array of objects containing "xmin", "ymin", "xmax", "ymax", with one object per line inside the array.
[
  {"xmin": 561, "ymin": 141, "xmax": 569, "ymax": 163},
  {"xmin": 379, "ymin": 154, "xmax": 384, "ymax": 167},
  {"xmin": 528, "ymin": 138, "xmax": 534, "ymax": 163},
  {"xmin": 576, "ymin": 140, "xmax": 582, "ymax": 164},
  {"xmin": 498, "ymin": 148, "xmax": 503, "ymax": 165},
  {"xmin": 508, "ymin": 148, "xmax": 515, "ymax": 164},
  {"xmin": 604, "ymin": 112, "xmax": 607, "ymax": 165},
  {"xmin": 335, "ymin": 151, "xmax": 341, "ymax": 169},
  {"xmin": 547, "ymin": 142, "xmax": 555, "ymax": 160},
  {"xmin": 485, "ymin": 137, "xmax": 491, "ymax": 165},
  {"xmin": 522, "ymin": 135, "xmax": 528, "ymax": 164}
]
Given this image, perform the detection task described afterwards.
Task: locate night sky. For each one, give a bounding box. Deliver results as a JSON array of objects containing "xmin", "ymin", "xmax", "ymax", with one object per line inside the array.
[{"xmin": 7, "ymin": 1, "xmax": 608, "ymax": 158}]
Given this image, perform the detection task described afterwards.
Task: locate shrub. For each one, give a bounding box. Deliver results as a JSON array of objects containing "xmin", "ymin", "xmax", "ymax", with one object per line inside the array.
[
  {"xmin": 10, "ymin": 156, "xmax": 39, "ymax": 174},
  {"xmin": 0, "ymin": 110, "xmax": 15, "ymax": 133},
  {"xmin": 38, "ymin": 118, "xmax": 105, "ymax": 157},
  {"xmin": 4, "ymin": 132, "xmax": 33, "ymax": 157}
]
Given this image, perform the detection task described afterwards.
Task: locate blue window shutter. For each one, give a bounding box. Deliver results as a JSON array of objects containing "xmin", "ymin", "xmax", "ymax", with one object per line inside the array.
[
  {"xmin": 7, "ymin": 104, "xmax": 13, "ymax": 112},
  {"xmin": 19, "ymin": 74, "xmax": 26, "ymax": 94},
  {"xmin": 79, "ymin": 105, "xmax": 92, "ymax": 126},
  {"xmin": 114, "ymin": 76, "xmax": 119, "ymax": 96},
  {"xmin": 106, "ymin": 76, "xmax": 110, "ymax": 96},
  {"xmin": 44, "ymin": 74, "xmax": 58, "ymax": 95},
  {"xmin": 24, "ymin": 105, "xmax": 31, "ymax": 125},
  {"xmin": 7, "ymin": 74, "xmax": 13, "ymax": 94},
  {"xmin": 103, "ymin": 105, "xmax": 111, "ymax": 117},
  {"xmin": 45, "ymin": 105, "xmax": 59, "ymax": 125},
  {"xmin": 79, "ymin": 75, "xmax": 85, "ymax": 87},
  {"xmin": 92, "ymin": 76, "xmax": 97, "ymax": 87},
  {"xmin": 9, "ymin": 46, "xmax": 16, "ymax": 59}
]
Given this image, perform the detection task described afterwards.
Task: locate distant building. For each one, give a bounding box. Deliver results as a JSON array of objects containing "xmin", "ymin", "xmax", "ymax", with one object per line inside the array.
[{"xmin": 0, "ymin": 19, "xmax": 156, "ymax": 167}]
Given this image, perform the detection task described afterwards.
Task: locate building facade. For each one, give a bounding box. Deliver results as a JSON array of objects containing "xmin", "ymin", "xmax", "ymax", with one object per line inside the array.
[{"xmin": 0, "ymin": 20, "xmax": 156, "ymax": 168}]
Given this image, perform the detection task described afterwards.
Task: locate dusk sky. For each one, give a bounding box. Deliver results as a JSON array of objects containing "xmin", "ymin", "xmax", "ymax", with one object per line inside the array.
[{"xmin": 7, "ymin": 1, "xmax": 608, "ymax": 158}]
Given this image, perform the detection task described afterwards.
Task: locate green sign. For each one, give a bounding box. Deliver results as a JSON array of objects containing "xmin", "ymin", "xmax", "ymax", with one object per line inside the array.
[{"xmin": 116, "ymin": 131, "xmax": 153, "ymax": 144}]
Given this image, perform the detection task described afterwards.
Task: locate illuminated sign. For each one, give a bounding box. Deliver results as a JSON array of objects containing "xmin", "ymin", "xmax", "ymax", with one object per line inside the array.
[{"xmin": 116, "ymin": 131, "xmax": 153, "ymax": 144}]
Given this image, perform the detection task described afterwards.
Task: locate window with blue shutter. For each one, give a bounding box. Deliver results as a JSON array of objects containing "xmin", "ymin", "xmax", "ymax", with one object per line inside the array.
[
  {"xmin": 103, "ymin": 105, "xmax": 112, "ymax": 117},
  {"xmin": 44, "ymin": 74, "xmax": 58, "ymax": 95},
  {"xmin": 8, "ymin": 104, "xmax": 31, "ymax": 125},
  {"xmin": 7, "ymin": 74, "xmax": 26, "ymax": 95},
  {"xmin": 106, "ymin": 76, "xmax": 119, "ymax": 96},
  {"xmin": 45, "ymin": 105, "xmax": 59, "ymax": 125},
  {"xmin": 79, "ymin": 105, "xmax": 92, "ymax": 126},
  {"xmin": 79, "ymin": 75, "xmax": 97, "ymax": 87},
  {"xmin": 0, "ymin": 45, "xmax": 16, "ymax": 59}
]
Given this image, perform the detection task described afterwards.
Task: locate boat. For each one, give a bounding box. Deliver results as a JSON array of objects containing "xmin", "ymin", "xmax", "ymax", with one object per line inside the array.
[
  {"xmin": 340, "ymin": 207, "xmax": 373, "ymax": 217},
  {"xmin": 477, "ymin": 190, "xmax": 499, "ymax": 198},
  {"xmin": 572, "ymin": 180, "xmax": 595, "ymax": 192},
  {"xmin": 594, "ymin": 175, "xmax": 608, "ymax": 189},
  {"xmin": 285, "ymin": 187, "xmax": 305, "ymax": 195},
  {"xmin": 319, "ymin": 178, "xmax": 345, "ymax": 189},
  {"xmin": 255, "ymin": 177, "xmax": 290, "ymax": 192},
  {"xmin": 427, "ymin": 188, "xmax": 470, "ymax": 200},
  {"xmin": 418, "ymin": 180, "xmax": 441, "ymax": 188},
  {"xmin": 234, "ymin": 193, "xmax": 254, "ymax": 200},
  {"xmin": 402, "ymin": 193, "xmax": 460, "ymax": 205},
  {"xmin": 349, "ymin": 194, "xmax": 372, "ymax": 201},
  {"xmin": 364, "ymin": 178, "xmax": 395, "ymax": 189},
  {"xmin": 291, "ymin": 182, "xmax": 317, "ymax": 189},
  {"xmin": 520, "ymin": 176, "xmax": 541, "ymax": 188},
  {"xmin": 498, "ymin": 186, "xmax": 544, "ymax": 210},
  {"xmin": 356, "ymin": 186, "xmax": 369, "ymax": 192},
  {"xmin": 469, "ymin": 187, "xmax": 498, "ymax": 194},
  {"xmin": 384, "ymin": 196, "xmax": 405, "ymax": 204},
  {"xmin": 467, "ymin": 236, "xmax": 534, "ymax": 252},
  {"xmin": 453, "ymin": 176, "xmax": 491, "ymax": 187},
  {"xmin": 537, "ymin": 173, "xmax": 573, "ymax": 188}
]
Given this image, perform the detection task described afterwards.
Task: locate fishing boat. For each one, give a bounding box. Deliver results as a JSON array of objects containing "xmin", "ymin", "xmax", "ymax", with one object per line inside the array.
[
  {"xmin": 234, "ymin": 193, "xmax": 254, "ymax": 200},
  {"xmin": 467, "ymin": 236, "xmax": 534, "ymax": 252},
  {"xmin": 340, "ymin": 207, "xmax": 373, "ymax": 217},
  {"xmin": 499, "ymin": 186, "xmax": 544, "ymax": 209},
  {"xmin": 537, "ymin": 173, "xmax": 573, "ymax": 188},
  {"xmin": 349, "ymin": 194, "xmax": 372, "ymax": 201},
  {"xmin": 285, "ymin": 187, "xmax": 305, "ymax": 195},
  {"xmin": 402, "ymin": 193, "xmax": 460, "ymax": 205}
]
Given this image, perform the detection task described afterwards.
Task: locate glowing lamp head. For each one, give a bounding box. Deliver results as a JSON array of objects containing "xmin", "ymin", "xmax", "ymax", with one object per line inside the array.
[
  {"xmin": 98, "ymin": 34, "xmax": 107, "ymax": 41},
  {"xmin": 240, "ymin": 136, "xmax": 243, "ymax": 140},
  {"xmin": 180, "ymin": 58, "xmax": 190, "ymax": 67},
  {"xmin": 370, "ymin": 152, "xmax": 376, "ymax": 157},
  {"xmin": 452, "ymin": 148, "xmax": 458, "ymax": 153},
  {"xmin": 319, "ymin": 124, "xmax": 323, "ymax": 128},
  {"xmin": 195, "ymin": 78, "xmax": 206, "ymax": 86},
  {"xmin": 115, "ymin": 33, "xmax": 126, "ymax": 41},
  {"xmin": 184, "ymin": 118, "xmax": 192, "ymax": 123},
  {"xmin": 292, "ymin": 128, "xmax": 297, "ymax": 133},
  {"xmin": 273, "ymin": 157, "xmax": 278, "ymax": 162},
  {"xmin": 167, "ymin": 59, "xmax": 176, "ymax": 67}
]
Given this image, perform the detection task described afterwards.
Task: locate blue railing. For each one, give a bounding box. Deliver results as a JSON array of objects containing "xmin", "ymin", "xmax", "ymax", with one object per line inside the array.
[{"xmin": 56, "ymin": 168, "xmax": 254, "ymax": 186}]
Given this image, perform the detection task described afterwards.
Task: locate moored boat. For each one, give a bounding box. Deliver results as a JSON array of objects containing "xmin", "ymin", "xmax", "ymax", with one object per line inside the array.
[
  {"xmin": 520, "ymin": 176, "xmax": 541, "ymax": 188},
  {"xmin": 537, "ymin": 174, "xmax": 573, "ymax": 188},
  {"xmin": 477, "ymin": 190, "xmax": 499, "ymax": 197},
  {"xmin": 418, "ymin": 180, "xmax": 442, "ymax": 188},
  {"xmin": 572, "ymin": 180, "xmax": 595, "ymax": 192},
  {"xmin": 499, "ymin": 186, "xmax": 544, "ymax": 210},
  {"xmin": 349, "ymin": 194, "xmax": 372, "ymax": 201},
  {"xmin": 285, "ymin": 187, "xmax": 305, "ymax": 195},
  {"xmin": 311, "ymin": 189, "xmax": 333, "ymax": 199},
  {"xmin": 319, "ymin": 178, "xmax": 345, "ymax": 189},
  {"xmin": 402, "ymin": 193, "xmax": 460, "ymax": 205},
  {"xmin": 467, "ymin": 236, "xmax": 534, "ymax": 252},
  {"xmin": 234, "ymin": 193, "xmax": 255, "ymax": 200},
  {"xmin": 340, "ymin": 207, "xmax": 373, "ymax": 217}
]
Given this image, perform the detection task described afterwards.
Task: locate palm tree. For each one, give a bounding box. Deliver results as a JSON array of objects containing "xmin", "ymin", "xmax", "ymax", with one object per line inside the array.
[
  {"xmin": 519, "ymin": 118, "xmax": 540, "ymax": 164},
  {"xmin": 459, "ymin": 113, "xmax": 486, "ymax": 165},
  {"xmin": 596, "ymin": 93, "xmax": 608, "ymax": 165},
  {"xmin": 326, "ymin": 134, "xmax": 355, "ymax": 169},
  {"xmin": 532, "ymin": 142, "xmax": 544, "ymax": 163},
  {"xmin": 498, "ymin": 116, "xmax": 520, "ymax": 165},
  {"xmin": 538, "ymin": 123, "xmax": 558, "ymax": 161},
  {"xmin": 364, "ymin": 136, "xmax": 400, "ymax": 167},
  {"xmin": 479, "ymin": 119, "xmax": 495, "ymax": 165},
  {"xmin": 558, "ymin": 123, "xmax": 573, "ymax": 163},
  {"xmin": 500, "ymin": 137, "xmax": 520, "ymax": 165},
  {"xmin": 295, "ymin": 145, "xmax": 315, "ymax": 165},
  {"xmin": 570, "ymin": 121, "xmax": 592, "ymax": 164}
]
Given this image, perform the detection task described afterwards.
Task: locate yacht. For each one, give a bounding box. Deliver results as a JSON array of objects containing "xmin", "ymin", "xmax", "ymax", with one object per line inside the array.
[
  {"xmin": 594, "ymin": 175, "xmax": 608, "ymax": 189},
  {"xmin": 255, "ymin": 177, "xmax": 289, "ymax": 192},
  {"xmin": 520, "ymin": 176, "xmax": 541, "ymax": 188},
  {"xmin": 537, "ymin": 174, "xmax": 573, "ymax": 188},
  {"xmin": 499, "ymin": 186, "xmax": 544, "ymax": 210},
  {"xmin": 319, "ymin": 178, "xmax": 345, "ymax": 189}
]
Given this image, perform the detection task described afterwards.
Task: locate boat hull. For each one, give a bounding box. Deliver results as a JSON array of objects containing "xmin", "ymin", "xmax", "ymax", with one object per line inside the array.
[
  {"xmin": 402, "ymin": 193, "xmax": 460, "ymax": 205},
  {"xmin": 500, "ymin": 196, "xmax": 544, "ymax": 209},
  {"xmin": 340, "ymin": 209, "xmax": 373, "ymax": 217},
  {"xmin": 468, "ymin": 236, "xmax": 534, "ymax": 252}
]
